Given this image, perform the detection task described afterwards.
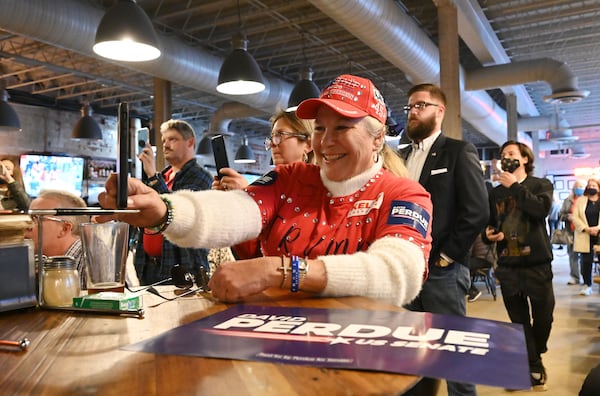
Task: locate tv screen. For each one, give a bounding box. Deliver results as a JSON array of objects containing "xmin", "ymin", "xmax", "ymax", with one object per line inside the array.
[{"xmin": 20, "ymin": 153, "xmax": 85, "ymax": 198}]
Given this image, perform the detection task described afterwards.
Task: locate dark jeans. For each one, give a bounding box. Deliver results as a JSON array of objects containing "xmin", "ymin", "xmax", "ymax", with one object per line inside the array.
[
  {"xmin": 495, "ymin": 263, "xmax": 555, "ymax": 373},
  {"xmin": 580, "ymin": 252, "xmax": 595, "ymax": 287},
  {"xmin": 405, "ymin": 263, "xmax": 476, "ymax": 396}
]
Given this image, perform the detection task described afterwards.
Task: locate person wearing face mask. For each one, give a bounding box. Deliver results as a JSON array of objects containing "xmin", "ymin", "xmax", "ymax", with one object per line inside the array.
[
  {"xmin": 572, "ymin": 178, "xmax": 600, "ymax": 296},
  {"xmin": 559, "ymin": 179, "xmax": 586, "ymax": 285},
  {"xmin": 484, "ymin": 140, "xmax": 555, "ymax": 392}
]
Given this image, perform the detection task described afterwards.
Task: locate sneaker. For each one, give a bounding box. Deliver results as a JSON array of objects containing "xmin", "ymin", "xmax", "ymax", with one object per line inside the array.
[
  {"xmin": 579, "ymin": 286, "xmax": 593, "ymax": 296},
  {"xmin": 468, "ymin": 289, "xmax": 482, "ymax": 303},
  {"xmin": 567, "ymin": 277, "xmax": 580, "ymax": 285}
]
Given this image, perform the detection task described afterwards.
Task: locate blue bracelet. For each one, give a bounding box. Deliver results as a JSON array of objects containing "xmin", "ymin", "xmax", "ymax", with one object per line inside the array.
[{"xmin": 290, "ymin": 255, "xmax": 300, "ymax": 292}]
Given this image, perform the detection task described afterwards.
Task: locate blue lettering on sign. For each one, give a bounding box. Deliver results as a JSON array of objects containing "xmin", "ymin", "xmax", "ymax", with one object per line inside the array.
[{"xmin": 387, "ymin": 200, "xmax": 430, "ymax": 238}]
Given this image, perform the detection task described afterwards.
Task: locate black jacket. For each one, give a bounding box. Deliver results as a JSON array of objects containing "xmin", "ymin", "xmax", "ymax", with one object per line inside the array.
[
  {"xmin": 399, "ymin": 134, "xmax": 489, "ymax": 267},
  {"xmin": 484, "ymin": 176, "xmax": 554, "ymax": 267}
]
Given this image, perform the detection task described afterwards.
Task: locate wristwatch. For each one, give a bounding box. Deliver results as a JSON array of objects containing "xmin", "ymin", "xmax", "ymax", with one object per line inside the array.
[
  {"xmin": 147, "ymin": 173, "xmax": 161, "ymax": 186},
  {"xmin": 436, "ymin": 257, "xmax": 452, "ymax": 268}
]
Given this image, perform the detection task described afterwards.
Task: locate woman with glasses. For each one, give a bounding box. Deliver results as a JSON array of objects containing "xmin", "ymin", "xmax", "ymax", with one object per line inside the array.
[
  {"xmin": 212, "ymin": 109, "xmax": 313, "ymax": 192},
  {"xmin": 211, "ymin": 109, "xmax": 313, "ymax": 260},
  {"xmin": 99, "ymin": 74, "xmax": 432, "ymax": 307}
]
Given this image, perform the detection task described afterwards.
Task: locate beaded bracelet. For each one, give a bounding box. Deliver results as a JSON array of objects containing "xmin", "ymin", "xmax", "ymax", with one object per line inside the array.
[
  {"xmin": 144, "ymin": 196, "xmax": 174, "ymax": 235},
  {"xmin": 290, "ymin": 255, "xmax": 300, "ymax": 292}
]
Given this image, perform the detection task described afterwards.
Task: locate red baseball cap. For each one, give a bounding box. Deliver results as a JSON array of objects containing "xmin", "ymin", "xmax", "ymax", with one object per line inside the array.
[{"xmin": 296, "ymin": 74, "xmax": 387, "ymax": 125}]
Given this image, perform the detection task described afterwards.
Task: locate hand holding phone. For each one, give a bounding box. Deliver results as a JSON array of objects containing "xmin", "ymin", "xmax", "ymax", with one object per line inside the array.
[
  {"xmin": 137, "ymin": 127, "xmax": 150, "ymax": 156},
  {"xmin": 211, "ymin": 135, "xmax": 230, "ymax": 179}
]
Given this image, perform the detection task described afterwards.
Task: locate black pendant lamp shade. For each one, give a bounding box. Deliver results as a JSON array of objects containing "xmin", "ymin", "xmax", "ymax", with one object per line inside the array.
[
  {"xmin": 0, "ymin": 90, "xmax": 21, "ymax": 132},
  {"xmin": 196, "ymin": 134, "xmax": 213, "ymax": 156},
  {"xmin": 93, "ymin": 0, "xmax": 161, "ymax": 62},
  {"xmin": 287, "ymin": 67, "xmax": 320, "ymax": 111},
  {"xmin": 234, "ymin": 135, "xmax": 256, "ymax": 163},
  {"xmin": 217, "ymin": 33, "xmax": 265, "ymax": 95},
  {"xmin": 72, "ymin": 104, "xmax": 102, "ymax": 140}
]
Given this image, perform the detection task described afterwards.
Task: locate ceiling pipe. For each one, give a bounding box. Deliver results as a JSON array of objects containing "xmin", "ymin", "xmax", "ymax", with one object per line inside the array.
[
  {"xmin": 0, "ymin": 0, "xmax": 291, "ymax": 115},
  {"xmin": 307, "ymin": 0, "xmax": 512, "ymax": 145},
  {"xmin": 453, "ymin": 0, "xmax": 538, "ymax": 117},
  {"xmin": 208, "ymin": 102, "xmax": 270, "ymax": 134},
  {"xmin": 0, "ymin": 0, "xmax": 585, "ymax": 146},
  {"xmin": 466, "ymin": 59, "xmax": 589, "ymax": 104}
]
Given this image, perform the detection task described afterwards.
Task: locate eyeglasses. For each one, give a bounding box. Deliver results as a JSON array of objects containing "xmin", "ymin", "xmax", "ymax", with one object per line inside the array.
[
  {"xmin": 126, "ymin": 264, "xmax": 210, "ymax": 307},
  {"xmin": 264, "ymin": 131, "xmax": 308, "ymax": 150},
  {"xmin": 31, "ymin": 216, "xmax": 67, "ymax": 223},
  {"xmin": 403, "ymin": 101, "xmax": 440, "ymax": 114}
]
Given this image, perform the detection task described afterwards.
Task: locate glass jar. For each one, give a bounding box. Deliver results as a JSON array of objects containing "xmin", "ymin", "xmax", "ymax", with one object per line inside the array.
[{"xmin": 41, "ymin": 256, "xmax": 81, "ymax": 307}]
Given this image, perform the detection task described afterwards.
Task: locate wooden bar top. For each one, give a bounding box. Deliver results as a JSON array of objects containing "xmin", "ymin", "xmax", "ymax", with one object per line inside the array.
[{"xmin": 0, "ymin": 288, "xmax": 421, "ymax": 395}]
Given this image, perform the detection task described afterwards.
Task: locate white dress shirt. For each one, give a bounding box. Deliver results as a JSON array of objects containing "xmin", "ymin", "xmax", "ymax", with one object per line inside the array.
[{"xmin": 406, "ymin": 130, "xmax": 442, "ymax": 181}]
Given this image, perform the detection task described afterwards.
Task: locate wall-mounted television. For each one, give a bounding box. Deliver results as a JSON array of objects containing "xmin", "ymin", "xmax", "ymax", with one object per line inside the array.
[{"xmin": 19, "ymin": 153, "xmax": 86, "ymax": 198}]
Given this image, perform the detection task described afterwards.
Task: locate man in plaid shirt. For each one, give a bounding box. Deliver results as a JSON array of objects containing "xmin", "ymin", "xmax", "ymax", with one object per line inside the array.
[{"xmin": 135, "ymin": 119, "xmax": 212, "ymax": 285}]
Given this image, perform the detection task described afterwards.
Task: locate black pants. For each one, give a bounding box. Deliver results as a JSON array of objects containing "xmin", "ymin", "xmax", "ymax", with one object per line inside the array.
[{"xmin": 495, "ymin": 263, "xmax": 555, "ymax": 373}]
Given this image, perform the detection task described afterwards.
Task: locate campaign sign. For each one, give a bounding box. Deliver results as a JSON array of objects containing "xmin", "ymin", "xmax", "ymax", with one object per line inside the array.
[{"xmin": 123, "ymin": 305, "xmax": 530, "ymax": 390}]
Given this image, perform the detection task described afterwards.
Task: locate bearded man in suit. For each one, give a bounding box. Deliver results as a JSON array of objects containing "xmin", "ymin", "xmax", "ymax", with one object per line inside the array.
[{"xmin": 399, "ymin": 83, "xmax": 489, "ymax": 396}]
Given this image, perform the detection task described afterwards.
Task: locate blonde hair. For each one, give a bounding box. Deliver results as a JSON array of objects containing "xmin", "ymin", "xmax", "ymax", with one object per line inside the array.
[
  {"xmin": 160, "ymin": 119, "xmax": 195, "ymax": 140},
  {"xmin": 363, "ymin": 117, "xmax": 408, "ymax": 178},
  {"xmin": 37, "ymin": 189, "xmax": 87, "ymax": 236}
]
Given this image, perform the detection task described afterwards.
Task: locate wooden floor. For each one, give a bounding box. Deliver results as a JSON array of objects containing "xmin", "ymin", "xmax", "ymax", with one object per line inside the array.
[{"xmin": 439, "ymin": 246, "xmax": 599, "ymax": 395}]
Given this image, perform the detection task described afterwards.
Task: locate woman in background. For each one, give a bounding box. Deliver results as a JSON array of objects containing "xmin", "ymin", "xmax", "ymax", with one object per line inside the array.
[
  {"xmin": 212, "ymin": 109, "xmax": 313, "ymax": 260},
  {"xmin": 0, "ymin": 157, "xmax": 31, "ymax": 211},
  {"xmin": 559, "ymin": 179, "xmax": 586, "ymax": 285},
  {"xmin": 572, "ymin": 178, "xmax": 600, "ymax": 296}
]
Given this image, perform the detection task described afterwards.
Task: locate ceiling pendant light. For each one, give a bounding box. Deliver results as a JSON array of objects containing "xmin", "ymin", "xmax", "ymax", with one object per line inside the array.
[
  {"xmin": 72, "ymin": 103, "xmax": 102, "ymax": 140},
  {"xmin": 0, "ymin": 89, "xmax": 21, "ymax": 132},
  {"xmin": 287, "ymin": 66, "xmax": 320, "ymax": 112},
  {"xmin": 93, "ymin": 0, "xmax": 161, "ymax": 62},
  {"xmin": 195, "ymin": 133, "xmax": 213, "ymax": 156},
  {"xmin": 287, "ymin": 33, "xmax": 320, "ymax": 111},
  {"xmin": 234, "ymin": 135, "xmax": 256, "ymax": 163},
  {"xmin": 216, "ymin": 0, "xmax": 265, "ymax": 95}
]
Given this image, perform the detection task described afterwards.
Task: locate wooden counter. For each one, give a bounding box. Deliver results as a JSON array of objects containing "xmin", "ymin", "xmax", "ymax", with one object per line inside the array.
[{"xmin": 0, "ymin": 288, "xmax": 421, "ymax": 395}]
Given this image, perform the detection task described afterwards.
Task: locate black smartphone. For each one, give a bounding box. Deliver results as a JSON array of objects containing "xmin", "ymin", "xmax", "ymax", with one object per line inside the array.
[
  {"xmin": 116, "ymin": 102, "xmax": 129, "ymax": 209},
  {"xmin": 211, "ymin": 135, "xmax": 229, "ymax": 179}
]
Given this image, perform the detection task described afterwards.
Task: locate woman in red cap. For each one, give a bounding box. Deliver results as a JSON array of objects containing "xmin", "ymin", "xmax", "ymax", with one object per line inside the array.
[{"xmin": 99, "ymin": 74, "xmax": 433, "ymax": 307}]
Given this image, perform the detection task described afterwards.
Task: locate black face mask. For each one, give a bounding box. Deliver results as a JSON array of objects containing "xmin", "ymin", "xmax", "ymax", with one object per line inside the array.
[
  {"xmin": 585, "ymin": 188, "xmax": 598, "ymax": 196},
  {"xmin": 501, "ymin": 158, "xmax": 520, "ymax": 173}
]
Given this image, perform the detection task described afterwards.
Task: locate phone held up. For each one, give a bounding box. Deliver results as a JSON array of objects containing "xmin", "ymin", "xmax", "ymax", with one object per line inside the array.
[
  {"xmin": 211, "ymin": 135, "xmax": 229, "ymax": 180},
  {"xmin": 136, "ymin": 127, "xmax": 150, "ymax": 155}
]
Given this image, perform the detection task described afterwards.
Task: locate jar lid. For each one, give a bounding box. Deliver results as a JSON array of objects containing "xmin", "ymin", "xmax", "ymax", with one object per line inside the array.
[{"xmin": 44, "ymin": 255, "xmax": 76, "ymax": 269}]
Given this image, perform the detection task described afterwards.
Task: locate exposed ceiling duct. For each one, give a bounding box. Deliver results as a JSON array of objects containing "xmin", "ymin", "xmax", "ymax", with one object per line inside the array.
[
  {"xmin": 208, "ymin": 103, "xmax": 270, "ymax": 134},
  {"xmin": 0, "ymin": 0, "xmax": 589, "ymax": 148},
  {"xmin": 465, "ymin": 59, "xmax": 590, "ymax": 105},
  {"xmin": 0, "ymin": 0, "xmax": 292, "ymax": 115}
]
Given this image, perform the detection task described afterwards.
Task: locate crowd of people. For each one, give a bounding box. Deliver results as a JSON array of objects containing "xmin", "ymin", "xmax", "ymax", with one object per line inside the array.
[{"xmin": 3, "ymin": 73, "xmax": 598, "ymax": 395}]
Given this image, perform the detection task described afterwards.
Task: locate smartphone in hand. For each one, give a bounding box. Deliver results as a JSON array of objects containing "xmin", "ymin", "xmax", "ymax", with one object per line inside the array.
[
  {"xmin": 116, "ymin": 102, "xmax": 129, "ymax": 209},
  {"xmin": 136, "ymin": 127, "xmax": 149, "ymax": 156},
  {"xmin": 211, "ymin": 135, "xmax": 229, "ymax": 179}
]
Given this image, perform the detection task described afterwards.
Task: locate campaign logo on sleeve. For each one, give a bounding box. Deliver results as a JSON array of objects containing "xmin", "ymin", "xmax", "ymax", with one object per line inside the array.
[{"xmin": 387, "ymin": 201, "xmax": 430, "ymax": 238}]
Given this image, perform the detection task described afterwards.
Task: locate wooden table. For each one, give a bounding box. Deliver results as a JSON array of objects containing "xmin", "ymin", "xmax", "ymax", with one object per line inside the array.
[{"xmin": 0, "ymin": 288, "xmax": 422, "ymax": 395}]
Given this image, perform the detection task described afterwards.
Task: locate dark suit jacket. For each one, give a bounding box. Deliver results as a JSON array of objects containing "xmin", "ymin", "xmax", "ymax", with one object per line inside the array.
[{"xmin": 399, "ymin": 134, "xmax": 489, "ymax": 267}]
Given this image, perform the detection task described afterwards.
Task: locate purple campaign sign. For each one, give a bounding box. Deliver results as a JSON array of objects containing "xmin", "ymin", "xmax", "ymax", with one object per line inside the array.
[{"xmin": 123, "ymin": 305, "xmax": 530, "ymax": 390}]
